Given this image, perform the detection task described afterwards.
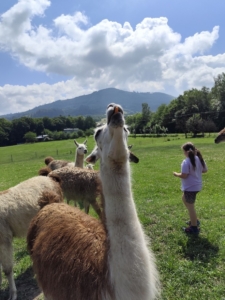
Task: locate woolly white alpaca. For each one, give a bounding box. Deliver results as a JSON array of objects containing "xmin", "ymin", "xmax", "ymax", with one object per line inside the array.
[
  {"xmin": 27, "ymin": 103, "xmax": 160, "ymax": 300},
  {"xmin": 45, "ymin": 139, "xmax": 87, "ymax": 170},
  {"xmin": 0, "ymin": 175, "xmax": 63, "ymax": 300}
]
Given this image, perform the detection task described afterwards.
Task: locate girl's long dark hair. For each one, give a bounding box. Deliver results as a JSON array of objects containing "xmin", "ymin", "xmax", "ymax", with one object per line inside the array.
[
  {"xmin": 182, "ymin": 142, "xmax": 205, "ymax": 169},
  {"xmin": 196, "ymin": 149, "xmax": 205, "ymax": 168}
]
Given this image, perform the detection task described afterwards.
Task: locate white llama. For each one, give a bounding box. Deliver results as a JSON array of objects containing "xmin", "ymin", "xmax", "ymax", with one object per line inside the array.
[
  {"xmin": 45, "ymin": 139, "xmax": 87, "ymax": 170},
  {"xmin": 27, "ymin": 103, "xmax": 160, "ymax": 300},
  {"xmin": 0, "ymin": 175, "xmax": 63, "ymax": 300}
]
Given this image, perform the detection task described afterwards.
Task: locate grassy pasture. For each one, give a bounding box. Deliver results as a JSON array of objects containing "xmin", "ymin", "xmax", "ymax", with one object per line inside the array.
[{"xmin": 0, "ymin": 136, "xmax": 225, "ymax": 299}]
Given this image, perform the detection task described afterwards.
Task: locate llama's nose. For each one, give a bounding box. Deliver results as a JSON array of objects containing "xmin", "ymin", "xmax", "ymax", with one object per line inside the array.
[{"xmin": 113, "ymin": 106, "xmax": 123, "ymax": 114}]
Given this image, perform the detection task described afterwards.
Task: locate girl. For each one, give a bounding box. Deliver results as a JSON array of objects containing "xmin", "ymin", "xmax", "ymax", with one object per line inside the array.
[{"xmin": 173, "ymin": 142, "xmax": 207, "ymax": 234}]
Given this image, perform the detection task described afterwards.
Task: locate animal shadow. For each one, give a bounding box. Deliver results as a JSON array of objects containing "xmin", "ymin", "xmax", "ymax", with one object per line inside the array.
[
  {"xmin": 183, "ymin": 235, "xmax": 219, "ymax": 263},
  {"xmin": 0, "ymin": 267, "xmax": 41, "ymax": 300}
]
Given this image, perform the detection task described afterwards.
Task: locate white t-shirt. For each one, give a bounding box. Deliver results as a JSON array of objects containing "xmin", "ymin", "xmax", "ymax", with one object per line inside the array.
[{"xmin": 181, "ymin": 156, "xmax": 207, "ymax": 192}]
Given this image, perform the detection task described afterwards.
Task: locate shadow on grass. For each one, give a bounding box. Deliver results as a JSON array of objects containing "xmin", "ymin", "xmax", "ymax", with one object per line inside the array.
[
  {"xmin": 0, "ymin": 267, "xmax": 41, "ymax": 300},
  {"xmin": 15, "ymin": 248, "xmax": 29, "ymax": 261},
  {"xmin": 183, "ymin": 235, "xmax": 219, "ymax": 262}
]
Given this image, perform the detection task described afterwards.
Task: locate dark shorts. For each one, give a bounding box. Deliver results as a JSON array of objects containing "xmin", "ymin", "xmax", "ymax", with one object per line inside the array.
[{"xmin": 183, "ymin": 191, "xmax": 199, "ymax": 204}]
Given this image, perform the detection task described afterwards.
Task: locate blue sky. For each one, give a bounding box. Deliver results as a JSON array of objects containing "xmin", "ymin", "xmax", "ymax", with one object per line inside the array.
[{"xmin": 0, "ymin": 0, "xmax": 225, "ymax": 114}]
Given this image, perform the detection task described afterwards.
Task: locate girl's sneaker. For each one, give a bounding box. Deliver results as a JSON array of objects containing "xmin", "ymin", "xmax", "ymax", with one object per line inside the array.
[
  {"xmin": 183, "ymin": 226, "xmax": 200, "ymax": 235},
  {"xmin": 186, "ymin": 219, "xmax": 200, "ymax": 227}
]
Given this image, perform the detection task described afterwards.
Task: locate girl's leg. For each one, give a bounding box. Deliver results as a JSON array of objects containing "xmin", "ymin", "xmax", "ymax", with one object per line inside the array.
[
  {"xmin": 182, "ymin": 193, "xmax": 188, "ymax": 208},
  {"xmin": 185, "ymin": 202, "xmax": 197, "ymax": 226}
]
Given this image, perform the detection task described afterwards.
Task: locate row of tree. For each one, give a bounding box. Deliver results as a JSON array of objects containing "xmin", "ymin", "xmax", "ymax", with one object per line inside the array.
[
  {"xmin": 126, "ymin": 73, "xmax": 225, "ymax": 136},
  {"xmin": 0, "ymin": 115, "xmax": 96, "ymax": 146}
]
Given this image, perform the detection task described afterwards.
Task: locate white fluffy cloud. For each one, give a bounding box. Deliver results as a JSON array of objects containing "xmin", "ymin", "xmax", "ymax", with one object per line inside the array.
[{"xmin": 0, "ymin": 0, "xmax": 225, "ymax": 114}]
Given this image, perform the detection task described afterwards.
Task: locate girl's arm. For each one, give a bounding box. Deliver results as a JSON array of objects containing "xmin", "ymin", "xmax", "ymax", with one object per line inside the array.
[
  {"xmin": 202, "ymin": 162, "xmax": 208, "ymax": 173},
  {"xmin": 173, "ymin": 172, "xmax": 188, "ymax": 179}
]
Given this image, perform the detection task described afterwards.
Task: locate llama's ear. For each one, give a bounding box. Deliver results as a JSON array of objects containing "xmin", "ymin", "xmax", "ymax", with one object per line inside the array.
[
  {"xmin": 86, "ymin": 147, "xmax": 99, "ymax": 164},
  {"xmin": 84, "ymin": 139, "xmax": 87, "ymax": 145},
  {"xmin": 129, "ymin": 151, "xmax": 139, "ymax": 163},
  {"xmin": 74, "ymin": 140, "xmax": 79, "ymax": 147},
  {"xmin": 128, "ymin": 144, "xmax": 133, "ymax": 149}
]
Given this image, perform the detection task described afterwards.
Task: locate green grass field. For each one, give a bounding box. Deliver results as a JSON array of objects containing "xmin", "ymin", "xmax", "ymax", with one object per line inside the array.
[{"xmin": 0, "ymin": 135, "xmax": 225, "ymax": 299}]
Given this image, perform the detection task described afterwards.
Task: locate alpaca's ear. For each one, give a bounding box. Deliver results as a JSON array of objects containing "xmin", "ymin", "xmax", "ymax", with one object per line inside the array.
[
  {"xmin": 74, "ymin": 140, "xmax": 79, "ymax": 147},
  {"xmin": 84, "ymin": 139, "xmax": 87, "ymax": 145},
  {"xmin": 129, "ymin": 151, "xmax": 139, "ymax": 163},
  {"xmin": 86, "ymin": 147, "xmax": 99, "ymax": 164},
  {"xmin": 128, "ymin": 144, "xmax": 133, "ymax": 150}
]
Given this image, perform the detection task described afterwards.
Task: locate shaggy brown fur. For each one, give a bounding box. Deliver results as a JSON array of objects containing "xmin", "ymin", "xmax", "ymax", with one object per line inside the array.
[
  {"xmin": 39, "ymin": 166, "xmax": 103, "ymax": 218},
  {"xmin": 38, "ymin": 190, "xmax": 63, "ymax": 209},
  {"xmin": 27, "ymin": 203, "xmax": 111, "ymax": 300},
  {"xmin": 39, "ymin": 166, "xmax": 52, "ymax": 176},
  {"xmin": 215, "ymin": 128, "xmax": 225, "ymax": 144},
  {"xmin": 46, "ymin": 158, "xmax": 73, "ymax": 170},
  {"xmin": 44, "ymin": 156, "xmax": 54, "ymax": 165}
]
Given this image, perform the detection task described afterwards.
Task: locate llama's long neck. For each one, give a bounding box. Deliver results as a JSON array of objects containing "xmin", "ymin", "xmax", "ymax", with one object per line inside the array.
[
  {"xmin": 75, "ymin": 152, "xmax": 84, "ymax": 168},
  {"xmin": 101, "ymin": 162, "xmax": 158, "ymax": 300}
]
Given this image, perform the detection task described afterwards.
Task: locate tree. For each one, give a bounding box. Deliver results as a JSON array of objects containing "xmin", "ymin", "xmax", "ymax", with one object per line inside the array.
[
  {"xmin": 186, "ymin": 114, "xmax": 204, "ymax": 137},
  {"xmin": 202, "ymin": 119, "xmax": 217, "ymax": 134},
  {"xmin": 10, "ymin": 118, "xmax": 30, "ymax": 144},
  {"xmin": 141, "ymin": 103, "xmax": 151, "ymax": 127},
  {"xmin": 211, "ymin": 73, "xmax": 225, "ymax": 129},
  {"xmin": 85, "ymin": 128, "xmax": 94, "ymax": 137},
  {"xmin": 24, "ymin": 131, "xmax": 37, "ymax": 143},
  {"xmin": 0, "ymin": 118, "xmax": 12, "ymax": 146},
  {"xmin": 212, "ymin": 73, "xmax": 225, "ymax": 109},
  {"xmin": 151, "ymin": 104, "xmax": 167, "ymax": 127}
]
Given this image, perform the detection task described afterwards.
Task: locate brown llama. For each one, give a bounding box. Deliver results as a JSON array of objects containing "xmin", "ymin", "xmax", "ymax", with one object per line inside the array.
[
  {"xmin": 39, "ymin": 166, "xmax": 103, "ymax": 218},
  {"xmin": 40, "ymin": 149, "xmax": 139, "ymax": 216},
  {"xmin": 215, "ymin": 128, "xmax": 225, "ymax": 144},
  {"xmin": 0, "ymin": 175, "xmax": 63, "ymax": 300},
  {"xmin": 27, "ymin": 103, "xmax": 160, "ymax": 300}
]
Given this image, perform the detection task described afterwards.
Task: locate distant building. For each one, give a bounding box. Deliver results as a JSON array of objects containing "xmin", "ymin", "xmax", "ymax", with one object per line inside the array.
[
  {"xmin": 63, "ymin": 128, "xmax": 79, "ymax": 133},
  {"xmin": 36, "ymin": 134, "xmax": 49, "ymax": 141}
]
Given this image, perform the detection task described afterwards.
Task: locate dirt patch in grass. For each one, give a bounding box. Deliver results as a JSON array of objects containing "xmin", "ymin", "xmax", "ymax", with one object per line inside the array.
[{"xmin": 0, "ymin": 267, "xmax": 42, "ymax": 300}]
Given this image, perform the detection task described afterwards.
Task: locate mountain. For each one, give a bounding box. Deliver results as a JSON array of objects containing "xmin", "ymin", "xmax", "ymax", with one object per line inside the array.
[{"xmin": 1, "ymin": 88, "xmax": 175, "ymax": 120}]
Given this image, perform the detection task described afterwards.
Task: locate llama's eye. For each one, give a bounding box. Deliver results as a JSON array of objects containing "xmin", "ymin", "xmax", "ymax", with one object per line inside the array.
[
  {"xmin": 95, "ymin": 129, "xmax": 102, "ymax": 141},
  {"xmin": 107, "ymin": 103, "xmax": 115, "ymax": 109}
]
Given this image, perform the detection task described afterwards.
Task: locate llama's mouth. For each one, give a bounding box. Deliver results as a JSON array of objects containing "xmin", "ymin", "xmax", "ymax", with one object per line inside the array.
[{"xmin": 107, "ymin": 103, "xmax": 124, "ymax": 125}]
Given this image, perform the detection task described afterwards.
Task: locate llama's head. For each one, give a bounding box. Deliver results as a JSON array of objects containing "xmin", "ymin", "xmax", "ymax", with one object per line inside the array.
[
  {"xmin": 86, "ymin": 146, "xmax": 139, "ymax": 164},
  {"xmin": 87, "ymin": 103, "xmax": 129, "ymax": 166},
  {"xmin": 215, "ymin": 128, "xmax": 225, "ymax": 144},
  {"xmin": 74, "ymin": 139, "xmax": 88, "ymax": 155}
]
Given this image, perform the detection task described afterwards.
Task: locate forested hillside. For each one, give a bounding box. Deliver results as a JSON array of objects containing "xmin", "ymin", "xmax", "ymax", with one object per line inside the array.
[
  {"xmin": 0, "ymin": 88, "xmax": 174, "ymax": 120},
  {"xmin": 125, "ymin": 73, "xmax": 225, "ymax": 136}
]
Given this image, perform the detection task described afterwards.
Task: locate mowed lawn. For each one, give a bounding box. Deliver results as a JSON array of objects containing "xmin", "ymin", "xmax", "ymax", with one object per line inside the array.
[{"xmin": 0, "ymin": 136, "xmax": 225, "ymax": 299}]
